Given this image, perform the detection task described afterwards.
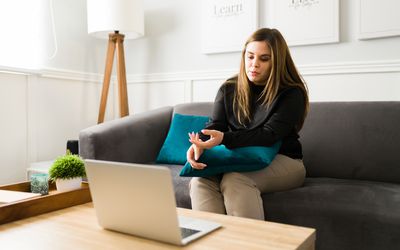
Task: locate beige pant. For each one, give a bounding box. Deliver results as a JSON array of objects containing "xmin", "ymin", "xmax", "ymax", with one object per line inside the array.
[{"xmin": 189, "ymin": 154, "xmax": 306, "ymax": 220}]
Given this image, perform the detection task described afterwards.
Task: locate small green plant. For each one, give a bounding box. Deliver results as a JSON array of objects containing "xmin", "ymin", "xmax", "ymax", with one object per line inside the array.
[{"xmin": 49, "ymin": 154, "xmax": 86, "ymax": 181}]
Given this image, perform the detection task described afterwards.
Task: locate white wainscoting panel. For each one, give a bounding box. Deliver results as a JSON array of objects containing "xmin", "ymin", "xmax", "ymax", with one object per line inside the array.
[
  {"xmin": 305, "ymin": 72, "xmax": 400, "ymax": 101},
  {"xmin": 192, "ymin": 79, "xmax": 224, "ymax": 102},
  {"xmin": 0, "ymin": 73, "xmax": 28, "ymax": 184},
  {"xmin": 33, "ymin": 77, "xmax": 104, "ymax": 161},
  {"xmin": 128, "ymin": 81, "xmax": 186, "ymax": 114}
]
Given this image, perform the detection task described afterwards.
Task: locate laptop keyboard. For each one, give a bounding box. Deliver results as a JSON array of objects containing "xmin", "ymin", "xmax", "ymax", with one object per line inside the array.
[{"xmin": 180, "ymin": 227, "xmax": 200, "ymax": 239}]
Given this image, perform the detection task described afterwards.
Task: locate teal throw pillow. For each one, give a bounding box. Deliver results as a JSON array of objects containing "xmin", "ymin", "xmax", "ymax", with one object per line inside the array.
[
  {"xmin": 156, "ymin": 114, "xmax": 209, "ymax": 165},
  {"xmin": 179, "ymin": 142, "xmax": 281, "ymax": 177}
]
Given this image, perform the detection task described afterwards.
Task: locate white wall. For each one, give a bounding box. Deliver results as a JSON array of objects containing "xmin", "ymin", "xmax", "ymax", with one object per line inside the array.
[
  {"xmin": 0, "ymin": 0, "xmax": 42, "ymax": 69},
  {"xmin": 43, "ymin": 0, "xmax": 400, "ymax": 103},
  {"xmin": 40, "ymin": 0, "xmax": 400, "ymax": 72},
  {"xmin": 0, "ymin": 0, "xmax": 399, "ymax": 184}
]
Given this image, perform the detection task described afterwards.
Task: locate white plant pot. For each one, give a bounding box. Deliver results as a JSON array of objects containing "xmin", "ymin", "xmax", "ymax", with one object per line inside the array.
[{"xmin": 55, "ymin": 177, "xmax": 82, "ymax": 192}]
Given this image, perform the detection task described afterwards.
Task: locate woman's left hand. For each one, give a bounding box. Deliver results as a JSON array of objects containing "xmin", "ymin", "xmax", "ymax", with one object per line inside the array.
[{"xmin": 189, "ymin": 129, "xmax": 224, "ymax": 149}]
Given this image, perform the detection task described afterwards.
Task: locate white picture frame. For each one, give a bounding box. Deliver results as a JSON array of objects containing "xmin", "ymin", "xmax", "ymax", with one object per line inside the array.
[
  {"xmin": 358, "ymin": 0, "xmax": 400, "ymax": 40},
  {"xmin": 268, "ymin": 0, "xmax": 339, "ymax": 46},
  {"xmin": 201, "ymin": 0, "xmax": 258, "ymax": 54}
]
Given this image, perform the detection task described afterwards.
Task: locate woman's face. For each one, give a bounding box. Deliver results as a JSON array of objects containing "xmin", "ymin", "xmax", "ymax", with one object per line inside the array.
[{"xmin": 244, "ymin": 41, "xmax": 272, "ymax": 85}]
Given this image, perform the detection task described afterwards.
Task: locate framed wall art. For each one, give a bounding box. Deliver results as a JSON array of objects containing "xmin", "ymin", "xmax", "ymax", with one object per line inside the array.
[
  {"xmin": 358, "ymin": 0, "xmax": 400, "ymax": 40},
  {"xmin": 201, "ymin": 0, "xmax": 258, "ymax": 54},
  {"xmin": 268, "ymin": 0, "xmax": 339, "ymax": 46}
]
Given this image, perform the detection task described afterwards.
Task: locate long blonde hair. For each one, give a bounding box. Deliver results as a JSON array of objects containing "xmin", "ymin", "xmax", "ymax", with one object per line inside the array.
[{"xmin": 234, "ymin": 28, "xmax": 309, "ymax": 130}]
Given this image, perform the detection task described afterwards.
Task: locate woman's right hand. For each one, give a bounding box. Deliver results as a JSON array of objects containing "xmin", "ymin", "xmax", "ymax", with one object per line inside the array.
[{"xmin": 186, "ymin": 144, "xmax": 207, "ymax": 169}]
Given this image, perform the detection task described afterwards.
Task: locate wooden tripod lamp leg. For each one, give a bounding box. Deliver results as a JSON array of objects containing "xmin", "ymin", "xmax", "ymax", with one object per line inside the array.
[
  {"xmin": 115, "ymin": 34, "xmax": 129, "ymax": 117},
  {"xmin": 97, "ymin": 34, "xmax": 116, "ymax": 124}
]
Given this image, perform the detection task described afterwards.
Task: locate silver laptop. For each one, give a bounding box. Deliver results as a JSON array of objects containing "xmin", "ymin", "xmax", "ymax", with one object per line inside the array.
[{"xmin": 85, "ymin": 159, "xmax": 221, "ymax": 245}]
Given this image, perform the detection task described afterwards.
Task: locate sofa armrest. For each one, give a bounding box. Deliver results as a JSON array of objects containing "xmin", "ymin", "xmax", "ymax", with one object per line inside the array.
[{"xmin": 79, "ymin": 106, "xmax": 173, "ymax": 163}]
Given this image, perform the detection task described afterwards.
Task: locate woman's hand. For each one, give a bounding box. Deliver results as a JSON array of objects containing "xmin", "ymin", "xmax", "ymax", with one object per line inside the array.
[
  {"xmin": 186, "ymin": 130, "xmax": 223, "ymax": 169},
  {"xmin": 186, "ymin": 144, "xmax": 206, "ymax": 169},
  {"xmin": 189, "ymin": 129, "xmax": 224, "ymax": 149}
]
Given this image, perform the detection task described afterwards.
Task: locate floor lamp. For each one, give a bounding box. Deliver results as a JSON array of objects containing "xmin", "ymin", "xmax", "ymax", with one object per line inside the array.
[{"xmin": 87, "ymin": 0, "xmax": 144, "ymax": 124}]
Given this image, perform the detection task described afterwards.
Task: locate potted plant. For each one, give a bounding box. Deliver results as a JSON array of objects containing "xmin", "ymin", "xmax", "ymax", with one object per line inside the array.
[{"xmin": 49, "ymin": 153, "xmax": 86, "ymax": 192}]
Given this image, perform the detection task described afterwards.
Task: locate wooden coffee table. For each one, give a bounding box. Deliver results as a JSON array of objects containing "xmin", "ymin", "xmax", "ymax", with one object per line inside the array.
[{"xmin": 0, "ymin": 203, "xmax": 315, "ymax": 249}]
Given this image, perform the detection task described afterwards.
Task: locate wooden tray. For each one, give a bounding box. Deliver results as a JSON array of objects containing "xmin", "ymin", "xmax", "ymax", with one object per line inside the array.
[{"xmin": 0, "ymin": 181, "xmax": 92, "ymax": 225}]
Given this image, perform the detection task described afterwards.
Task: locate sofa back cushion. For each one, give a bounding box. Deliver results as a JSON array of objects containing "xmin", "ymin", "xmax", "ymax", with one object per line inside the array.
[
  {"xmin": 300, "ymin": 102, "xmax": 400, "ymax": 183},
  {"xmin": 173, "ymin": 102, "xmax": 214, "ymax": 117}
]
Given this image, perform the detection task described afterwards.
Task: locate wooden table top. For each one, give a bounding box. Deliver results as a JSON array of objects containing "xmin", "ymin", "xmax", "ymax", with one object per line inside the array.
[{"xmin": 0, "ymin": 203, "xmax": 315, "ymax": 250}]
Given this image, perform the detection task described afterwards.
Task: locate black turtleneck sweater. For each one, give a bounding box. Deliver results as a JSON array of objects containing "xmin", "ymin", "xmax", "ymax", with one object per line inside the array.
[{"xmin": 200, "ymin": 79, "xmax": 306, "ymax": 159}]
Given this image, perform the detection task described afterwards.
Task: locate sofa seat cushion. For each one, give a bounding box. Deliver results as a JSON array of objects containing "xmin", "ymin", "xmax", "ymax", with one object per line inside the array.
[{"xmin": 262, "ymin": 177, "xmax": 400, "ymax": 250}]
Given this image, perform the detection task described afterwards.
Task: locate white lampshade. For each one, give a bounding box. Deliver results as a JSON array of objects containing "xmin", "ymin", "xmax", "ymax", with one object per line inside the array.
[{"xmin": 87, "ymin": 0, "xmax": 144, "ymax": 39}]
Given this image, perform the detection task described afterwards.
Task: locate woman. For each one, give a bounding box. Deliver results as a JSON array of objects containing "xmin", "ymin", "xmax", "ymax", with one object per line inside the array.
[{"xmin": 186, "ymin": 28, "xmax": 309, "ymax": 220}]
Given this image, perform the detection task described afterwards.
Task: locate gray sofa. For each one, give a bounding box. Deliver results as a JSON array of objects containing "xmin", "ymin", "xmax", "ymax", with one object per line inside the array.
[{"xmin": 79, "ymin": 102, "xmax": 400, "ymax": 250}]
